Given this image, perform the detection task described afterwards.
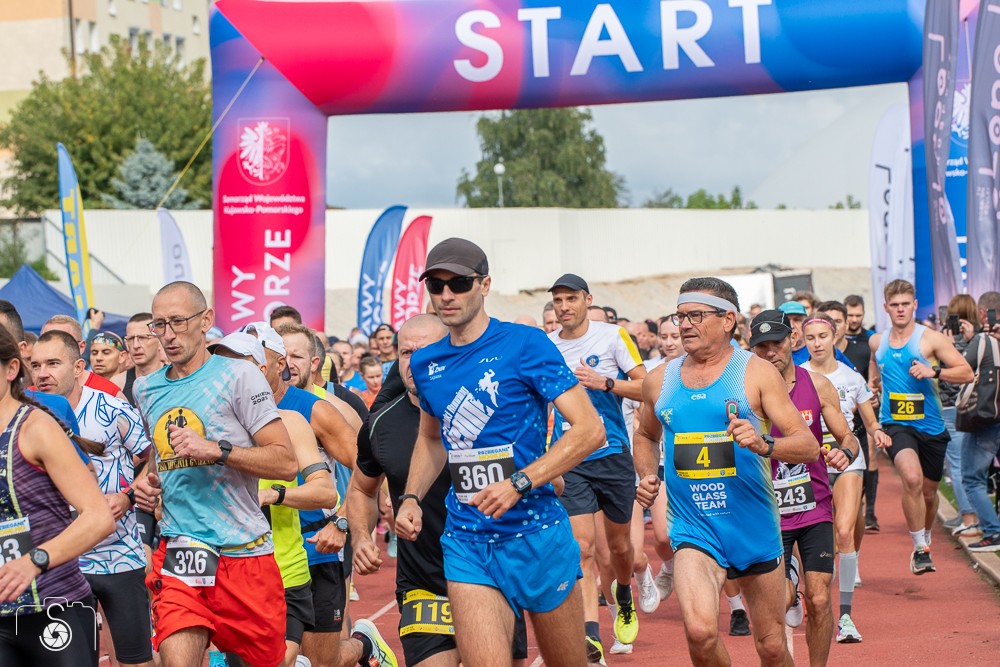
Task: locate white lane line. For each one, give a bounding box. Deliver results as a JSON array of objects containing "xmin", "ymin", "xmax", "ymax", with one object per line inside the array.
[
  {"xmin": 369, "ymin": 599, "xmax": 397, "ymax": 622},
  {"xmin": 529, "ymin": 655, "xmax": 544, "ymax": 667}
]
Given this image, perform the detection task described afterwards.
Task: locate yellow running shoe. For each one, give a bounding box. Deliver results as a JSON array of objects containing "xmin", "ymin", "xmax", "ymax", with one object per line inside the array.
[
  {"xmin": 585, "ymin": 635, "xmax": 607, "ymax": 666},
  {"xmin": 352, "ymin": 619, "xmax": 398, "ymax": 667},
  {"xmin": 610, "ymin": 580, "xmax": 638, "ymax": 644}
]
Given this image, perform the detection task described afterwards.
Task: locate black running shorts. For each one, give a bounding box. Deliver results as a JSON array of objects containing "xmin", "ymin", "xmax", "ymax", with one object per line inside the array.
[
  {"xmin": 885, "ymin": 424, "xmax": 950, "ymax": 482},
  {"xmin": 782, "ymin": 521, "xmax": 835, "ymax": 576},
  {"xmin": 85, "ymin": 569, "xmax": 153, "ymax": 663},
  {"xmin": 308, "ymin": 561, "xmax": 346, "ymax": 633},
  {"xmin": 560, "ymin": 452, "xmax": 636, "ymax": 524}
]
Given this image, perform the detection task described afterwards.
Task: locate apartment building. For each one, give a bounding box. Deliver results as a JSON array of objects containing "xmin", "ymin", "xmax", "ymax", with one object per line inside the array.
[{"xmin": 0, "ymin": 0, "xmax": 211, "ymax": 121}]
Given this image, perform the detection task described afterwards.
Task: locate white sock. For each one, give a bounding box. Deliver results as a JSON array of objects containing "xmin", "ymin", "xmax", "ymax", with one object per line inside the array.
[
  {"xmin": 661, "ymin": 559, "xmax": 674, "ymax": 575},
  {"xmin": 910, "ymin": 530, "xmax": 927, "ymax": 550},
  {"xmin": 924, "ymin": 528, "xmax": 933, "ymax": 545},
  {"xmin": 726, "ymin": 594, "xmax": 745, "ymax": 613}
]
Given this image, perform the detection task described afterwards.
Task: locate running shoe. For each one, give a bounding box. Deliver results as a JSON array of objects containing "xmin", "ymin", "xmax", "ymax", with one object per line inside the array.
[
  {"xmin": 785, "ymin": 555, "xmax": 803, "ymax": 628},
  {"xmin": 637, "ymin": 564, "xmax": 660, "ymax": 614},
  {"xmin": 952, "ymin": 522, "xmax": 982, "ymax": 538},
  {"xmin": 865, "ymin": 515, "xmax": 880, "ymax": 532},
  {"xmin": 350, "ymin": 582, "xmax": 360, "ymax": 601},
  {"xmin": 942, "ymin": 516, "xmax": 963, "ymax": 531},
  {"xmin": 208, "ymin": 652, "xmax": 228, "ymax": 667},
  {"xmin": 910, "ymin": 547, "xmax": 935, "ymax": 575},
  {"xmin": 729, "ymin": 609, "xmax": 751, "ymax": 636},
  {"xmin": 969, "ymin": 533, "xmax": 1000, "ymax": 552},
  {"xmin": 610, "ymin": 580, "xmax": 639, "ymax": 644},
  {"xmin": 352, "ymin": 619, "xmax": 398, "ymax": 667},
  {"xmin": 836, "ymin": 614, "xmax": 863, "ymax": 643},
  {"xmin": 654, "ymin": 566, "xmax": 674, "ymax": 601},
  {"xmin": 387, "ymin": 532, "xmax": 398, "ymax": 558},
  {"xmin": 296, "ymin": 655, "xmax": 313, "ymax": 667},
  {"xmin": 609, "ymin": 639, "xmax": 633, "ymax": 655},
  {"xmin": 585, "ymin": 636, "xmax": 607, "ymax": 665}
]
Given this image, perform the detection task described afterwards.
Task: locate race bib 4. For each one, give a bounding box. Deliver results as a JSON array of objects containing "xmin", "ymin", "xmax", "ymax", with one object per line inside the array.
[{"xmin": 673, "ymin": 431, "xmax": 736, "ymax": 480}]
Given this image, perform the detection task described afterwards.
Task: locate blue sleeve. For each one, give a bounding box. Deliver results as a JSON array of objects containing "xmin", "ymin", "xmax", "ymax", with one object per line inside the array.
[
  {"xmin": 835, "ymin": 347, "xmax": 857, "ymax": 371},
  {"xmin": 518, "ymin": 327, "xmax": 578, "ymax": 402},
  {"xmin": 72, "ymin": 442, "xmax": 90, "ymax": 464}
]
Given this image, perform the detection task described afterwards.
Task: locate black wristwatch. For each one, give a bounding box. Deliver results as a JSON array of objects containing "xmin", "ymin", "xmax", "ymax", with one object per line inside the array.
[
  {"xmin": 933, "ymin": 366, "xmax": 942, "ymax": 379},
  {"xmin": 29, "ymin": 548, "xmax": 49, "ymax": 574},
  {"xmin": 271, "ymin": 484, "xmax": 286, "ymax": 506},
  {"xmin": 604, "ymin": 377, "xmax": 615, "ymax": 392},
  {"xmin": 759, "ymin": 434, "xmax": 776, "ymax": 458},
  {"xmin": 216, "ymin": 440, "xmax": 233, "ymax": 466},
  {"xmin": 842, "ymin": 447, "xmax": 856, "ymax": 464},
  {"xmin": 510, "ymin": 471, "xmax": 532, "ymax": 495},
  {"xmin": 125, "ymin": 488, "xmax": 136, "ymax": 506},
  {"xmin": 334, "ymin": 516, "xmax": 350, "ymax": 534}
]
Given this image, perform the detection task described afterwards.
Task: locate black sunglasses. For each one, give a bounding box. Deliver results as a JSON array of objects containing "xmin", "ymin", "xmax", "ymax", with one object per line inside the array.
[{"xmin": 425, "ymin": 275, "xmax": 484, "ymax": 295}]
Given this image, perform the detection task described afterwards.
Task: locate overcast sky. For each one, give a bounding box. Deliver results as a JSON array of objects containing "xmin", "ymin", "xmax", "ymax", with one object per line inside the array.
[{"xmin": 326, "ymin": 82, "xmax": 909, "ymax": 211}]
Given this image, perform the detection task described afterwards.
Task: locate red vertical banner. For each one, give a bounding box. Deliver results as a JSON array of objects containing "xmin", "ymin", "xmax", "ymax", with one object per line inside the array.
[{"xmin": 389, "ymin": 216, "xmax": 433, "ymax": 331}]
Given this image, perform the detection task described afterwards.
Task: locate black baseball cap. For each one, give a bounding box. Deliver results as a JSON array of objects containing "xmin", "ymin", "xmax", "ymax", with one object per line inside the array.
[
  {"xmin": 749, "ymin": 310, "xmax": 793, "ymax": 348},
  {"xmin": 548, "ymin": 273, "xmax": 590, "ymax": 294},
  {"xmin": 419, "ymin": 238, "xmax": 489, "ymax": 281}
]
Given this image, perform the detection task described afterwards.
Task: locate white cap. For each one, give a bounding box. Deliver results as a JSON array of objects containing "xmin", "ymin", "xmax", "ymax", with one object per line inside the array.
[
  {"xmin": 208, "ymin": 332, "xmax": 266, "ymax": 365},
  {"xmin": 240, "ymin": 321, "xmax": 287, "ymax": 357}
]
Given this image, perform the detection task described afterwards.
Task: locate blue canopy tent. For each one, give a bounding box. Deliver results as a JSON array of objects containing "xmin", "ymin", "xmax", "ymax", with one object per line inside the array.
[{"xmin": 0, "ymin": 264, "xmax": 128, "ymax": 336}]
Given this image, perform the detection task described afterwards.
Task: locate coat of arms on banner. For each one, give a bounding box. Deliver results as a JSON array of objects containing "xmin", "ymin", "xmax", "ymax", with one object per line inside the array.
[{"xmin": 237, "ymin": 118, "xmax": 290, "ymax": 184}]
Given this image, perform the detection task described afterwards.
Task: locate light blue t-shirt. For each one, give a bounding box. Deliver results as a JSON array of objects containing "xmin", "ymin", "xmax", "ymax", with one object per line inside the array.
[
  {"xmin": 413, "ymin": 319, "xmax": 577, "ymax": 543},
  {"xmin": 133, "ymin": 355, "xmax": 281, "ymax": 555}
]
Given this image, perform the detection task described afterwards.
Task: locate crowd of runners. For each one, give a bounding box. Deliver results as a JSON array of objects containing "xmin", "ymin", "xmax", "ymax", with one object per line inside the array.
[{"xmin": 0, "ymin": 235, "xmax": 997, "ymax": 667}]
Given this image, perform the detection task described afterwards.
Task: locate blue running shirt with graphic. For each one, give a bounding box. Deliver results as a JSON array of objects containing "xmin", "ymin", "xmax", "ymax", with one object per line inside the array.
[
  {"xmin": 75, "ymin": 387, "xmax": 151, "ymax": 574},
  {"xmin": 654, "ymin": 348, "xmax": 782, "ymax": 571},
  {"xmin": 549, "ymin": 321, "xmax": 642, "ymax": 461},
  {"xmin": 133, "ymin": 355, "xmax": 280, "ymax": 555},
  {"xmin": 412, "ymin": 319, "xmax": 576, "ymax": 543}
]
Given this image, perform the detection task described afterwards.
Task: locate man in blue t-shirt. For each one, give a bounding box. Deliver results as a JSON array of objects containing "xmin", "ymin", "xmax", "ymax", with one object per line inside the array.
[{"xmin": 395, "ymin": 238, "xmax": 606, "ymax": 667}]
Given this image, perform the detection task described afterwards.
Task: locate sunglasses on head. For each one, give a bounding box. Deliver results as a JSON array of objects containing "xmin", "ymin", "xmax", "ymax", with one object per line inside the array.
[{"xmin": 424, "ymin": 275, "xmax": 484, "ymax": 295}]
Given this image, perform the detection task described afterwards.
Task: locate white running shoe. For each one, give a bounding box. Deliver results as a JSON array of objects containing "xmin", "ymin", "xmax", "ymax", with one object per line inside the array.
[
  {"xmin": 638, "ymin": 564, "xmax": 660, "ymax": 614},
  {"xmin": 350, "ymin": 582, "xmax": 360, "ymax": 602},
  {"xmin": 785, "ymin": 555, "xmax": 803, "ymax": 628},
  {"xmin": 836, "ymin": 613, "xmax": 863, "ymax": 643},
  {"xmin": 609, "ymin": 639, "xmax": 633, "ymax": 655},
  {"xmin": 655, "ymin": 566, "xmax": 674, "ymax": 601}
]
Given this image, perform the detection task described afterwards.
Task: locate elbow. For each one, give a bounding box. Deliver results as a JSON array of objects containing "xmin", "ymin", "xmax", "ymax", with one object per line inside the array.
[
  {"xmin": 585, "ymin": 417, "xmax": 606, "ymax": 454},
  {"xmin": 278, "ymin": 455, "xmax": 298, "ymax": 482}
]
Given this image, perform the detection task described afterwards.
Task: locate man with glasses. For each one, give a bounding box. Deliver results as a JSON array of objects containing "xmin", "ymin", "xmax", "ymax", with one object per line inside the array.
[
  {"xmin": 633, "ymin": 277, "xmax": 816, "ymax": 667},
  {"xmin": 131, "ymin": 281, "xmax": 297, "ymax": 667},
  {"xmin": 114, "ymin": 312, "xmax": 166, "ymax": 407},
  {"xmin": 395, "ymin": 238, "xmax": 606, "ymax": 667},
  {"xmin": 548, "ymin": 273, "xmax": 651, "ymax": 661}
]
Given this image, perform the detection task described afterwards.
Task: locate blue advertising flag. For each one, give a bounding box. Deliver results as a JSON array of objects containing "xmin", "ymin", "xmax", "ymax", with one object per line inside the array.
[
  {"xmin": 968, "ymin": 0, "xmax": 1000, "ymax": 297},
  {"xmin": 357, "ymin": 206, "xmax": 405, "ymax": 335},
  {"xmin": 56, "ymin": 143, "xmax": 94, "ymax": 328},
  {"xmin": 923, "ymin": 0, "xmax": 963, "ymax": 309}
]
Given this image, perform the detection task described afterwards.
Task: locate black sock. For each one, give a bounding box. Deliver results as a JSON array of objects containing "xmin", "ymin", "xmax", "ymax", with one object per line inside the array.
[
  {"xmin": 866, "ymin": 469, "xmax": 879, "ymax": 515},
  {"xmin": 353, "ymin": 632, "xmax": 374, "ymax": 665},
  {"xmin": 840, "ymin": 604, "xmax": 851, "ymax": 617},
  {"xmin": 615, "ymin": 580, "xmax": 632, "ymax": 606},
  {"xmin": 585, "ymin": 621, "xmax": 600, "ymax": 641}
]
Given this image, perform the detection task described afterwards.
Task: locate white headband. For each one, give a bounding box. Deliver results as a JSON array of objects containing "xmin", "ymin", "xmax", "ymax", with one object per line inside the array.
[{"xmin": 677, "ymin": 292, "xmax": 739, "ymax": 313}]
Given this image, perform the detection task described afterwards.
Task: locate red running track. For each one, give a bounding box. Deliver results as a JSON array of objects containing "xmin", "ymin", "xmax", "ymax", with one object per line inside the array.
[{"xmin": 101, "ymin": 455, "xmax": 1000, "ymax": 665}]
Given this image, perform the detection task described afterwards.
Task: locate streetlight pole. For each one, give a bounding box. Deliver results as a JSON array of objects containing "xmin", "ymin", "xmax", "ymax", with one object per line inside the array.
[{"xmin": 493, "ymin": 161, "xmax": 506, "ymax": 208}]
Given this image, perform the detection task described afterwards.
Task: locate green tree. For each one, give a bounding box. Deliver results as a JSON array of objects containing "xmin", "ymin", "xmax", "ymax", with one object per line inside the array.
[
  {"xmin": 0, "ymin": 36, "xmax": 211, "ymax": 215},
  {"xmin": 101, "ymin": 138, "xmax": 200, "ymax": 209},
  {"xmin": 683, "ymin": 186, "xmax": 756, "ymax": 210},
  {"xmin": 457, "ymin": 108, "xmax": 626, "ymax": 208},
  {"xmin": 0, "ymin": 225, "xmax": 58, "ymax": 280},
  {"xmin": 829, "ymin": 194, "xmax": 861, "ymax": 210},
  {"xmin": 643, "ymin": 188, "xmax": 684, "ymax": 208}
]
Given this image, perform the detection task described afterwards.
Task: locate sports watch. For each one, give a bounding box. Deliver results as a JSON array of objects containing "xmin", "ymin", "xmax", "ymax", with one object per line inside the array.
[
  {"xmin": 510, "ymin": 471, "xmax": 532, "ymax": 495},
  {"xmin": 760, "ymin": 434, "xmax": 776, "ymax": 458},
  {"xmin": 271, "ymin": 484, "xmax": 287, "ymax": 506},
  {"xmin": 604, "ymin": 378, "xmax": 615, "ymax": 392},
  {"xmin": 29, "ymin": 548, "xmax": 49, "ymax": 573},
  {"xmin": 216, "ymin": 440, "xmax": 233, "ymax": 466},
  {"xmin": 334, "ymin": 516, "xmax": 350, "ymax": 534}
]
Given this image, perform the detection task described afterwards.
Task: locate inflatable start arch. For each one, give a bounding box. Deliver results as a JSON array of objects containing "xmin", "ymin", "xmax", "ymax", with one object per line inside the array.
[{"xmin": 210, "ymin": 0, "xmax": 926, "ymax": 329}]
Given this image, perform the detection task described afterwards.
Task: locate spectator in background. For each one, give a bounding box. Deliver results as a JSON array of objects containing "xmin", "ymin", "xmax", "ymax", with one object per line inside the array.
[
  {"xmin": 333, "ymin": 340, "xmax": 367, "ymax": 393},
  {"xmin": 748, "ymin": 303, "xmax": 763, "ymax": 320},
  {"xmin": 964, "ymin": 291, "xmax": 1000, "ymax": 552},
  {"xmin": 940, "ymin": 293, "xmax": 980, "ymax": 537},
  {"xmin": 587, "ymin": 306, "xmax": 609, "ymax": 322},
  {"xmin": 206, "ymin": 326, "xmax": 224, "ymax": 345},
  {"xmin": 22, "ymin": 330, "xmax": 37, "ymax": 369},
  {"xmin": 792, "ymin": 290, "xmax": 820, "ymax": 316},
  {"xmin": 270, "ymin": 305, "xmax": 302, "ymax": 329},
  {"xmin": 358, "ymin": 356, "xmax": 383, "ymax": 408},
  {"xmin": 542, "ymin": 301, "xmax": 559, "ymax": 333},
  {"xmin": 603, "ymin": 306, "xmax": 619, "ymax": 324},
  {"xmin": 514, "ymin": 315, "xmax": 538, "ymax": 327},
  {"xmin": 373, "ymin": 323, "xmax": 397, "ymax": 377},
  {"xmin": 89, "ymin": 332, "xmax": 127, "ymax": 381}
]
